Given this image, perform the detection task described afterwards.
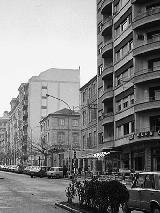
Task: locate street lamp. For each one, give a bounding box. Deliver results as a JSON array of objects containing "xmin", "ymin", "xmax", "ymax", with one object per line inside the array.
[
  {"xmin": 46, "ymin": 94, "xmax": 72, "ymax": 111},
  {"xmin": 46, "ymin": 93, "xmax": 73, "ymax": 174}
]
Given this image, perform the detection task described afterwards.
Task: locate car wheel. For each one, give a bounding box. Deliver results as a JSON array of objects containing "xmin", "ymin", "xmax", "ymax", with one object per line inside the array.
[
  {"xmin": 122, "ymin": 203, "xmax": 131, "ymax": 213},
  {"xmin": 152, "ymin": 205, "xmax": 160, "ymax": 213},
  {"xmin": 30, "ymin": 175, "xmax": 33, "ymax": 178},
  {"xmin": 48, "ymin": 176, "xmax": 51, "ymax": 179}
]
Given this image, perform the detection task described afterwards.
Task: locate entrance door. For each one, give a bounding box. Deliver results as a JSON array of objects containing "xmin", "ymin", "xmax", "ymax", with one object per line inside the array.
[{"xmin": 135, "ymin": 156, "xmax": 144, "ymax": 171}]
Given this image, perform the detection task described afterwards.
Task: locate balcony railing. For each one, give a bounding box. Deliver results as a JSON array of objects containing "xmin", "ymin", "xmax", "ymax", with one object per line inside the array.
[
  {"xmin": 101, "ymin": 16, "xmax": 113, "ymax": 35},
  {"xmin": 135, "ymin": 66, "xmax": 160, "ymax": 76},
  {"xmin": 134, "ymin": 7, "xmax": 160, "ymax": 22},
  {"xmin": 135, "ymin": 97, "xmax": 160, "ymax": 112},
  {"xmin": 134, "ymin": 35, "xmax": 160, "ymax": 56}
]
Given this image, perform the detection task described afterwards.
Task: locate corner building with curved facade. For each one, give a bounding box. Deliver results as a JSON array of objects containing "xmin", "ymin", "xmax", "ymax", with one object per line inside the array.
[{"xmin": 97, "ymin": 0, "xmax": 160, "ymax": 171}]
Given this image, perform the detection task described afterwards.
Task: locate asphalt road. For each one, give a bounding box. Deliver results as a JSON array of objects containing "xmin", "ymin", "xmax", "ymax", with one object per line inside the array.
[{"xmin": 0, "ymin": 171, "xmax": 70, "ymax": 213}]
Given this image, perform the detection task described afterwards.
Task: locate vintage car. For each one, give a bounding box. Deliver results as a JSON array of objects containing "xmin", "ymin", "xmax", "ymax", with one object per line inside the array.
[
  {"xmin": 46, "ymin": 167, "xmax": 63, "ymax": 178},
  {"xmin": 123, "ymin": 172, "xmax": 160, "ymax": 213},
  {"xmin": 30, "ymin": 166, "xmax": 50, "ymax": 178}
]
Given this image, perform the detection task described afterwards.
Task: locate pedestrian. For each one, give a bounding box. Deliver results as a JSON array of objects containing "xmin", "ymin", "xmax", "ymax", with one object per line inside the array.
[{"xmin": 63, "ymin": 165, "xmax": 68, "ymax": 178}]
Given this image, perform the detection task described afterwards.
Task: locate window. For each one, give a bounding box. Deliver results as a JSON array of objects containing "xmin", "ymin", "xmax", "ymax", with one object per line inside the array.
[
  {"xmin": 129, "ymin": 40, "xmax": 133, "ymax": 51},
  {"xmin": 98, "ymin": 43, "xmax": 103, "ymax": 54},
  {"xmin": 98, "ymin": 87, "xmax": 103, "ymax": 98},
  {"xmin": 128, "ymin": 14, "xmax": 132, "ymax": 24},
  {"xmin": 92, "ymin": 83, "xmax": 96, "ymax": 95},
  {"xmin": 41, "ymin": 86, "xmax": 47, "ymax": 89},
  {"xmin": 97, "ymin": 22, "xmax": 102, "ymax": 34},
  {"xmin": 82, "ymin": 111, "xmax": 86, "ymax": 125},
  {"xmin": 122, "ymin": 70, "xmax": 129, "ymax": 81},
  {"xmin": 114, "ymin": 1, "xmax": 120, "ymax": 14},
  {"xmin": 130, "ymin": 94, "xmax": 134, "ymax": 105},
  {"xmin": 117, "ymin": 126, "xmax": 122, "ymax": 138},
  {"xmin": 131, "ymin": 121, "xmax": 135, "ymax": 133},
  {"xmin": 123, "ymin": 123, "xmax": 129, "ymax": 135},
  {"xmin": 137, "ymin": 34, "xmax": 144, "ymax": 40},
  {"xmin": 98, "ymin": 133, "xmax": 103, "ymax": 144},
  {"xmin": 82, "ymin": 91, "xmax": 86, "ymax": 102},
  {"xmin": 94, "ymin": 131, "xmax": 96, "ymax": 146},
  {"xmin": 48, "ymin": 133, "xmax": 49, "ymax": 142},
  {"xmin": 59, "ymin": 118, "xmax": 65, "ymax": 126},
  {"xmin": 98, "ymin": 65, "xmax": 103, "ymax": 76},
  {"xmin": 130, "ymin": 66, "xmax": 134, "ymax": 77},
  {"xmin": 116, "ymin": 75, "xmax": 122, "ymax": 86},
  {"xmin": 121, "ymin": 19, "xmax": 128, "ymax": 32},
  {"xmin": 122, "ymin": 44, "xmax": 128, "ymax": 57},
  {"xmin": 82, "ymin": 135, "xmax": 85, "ymax": 149},
  {"xmin": 115, "ymin": 26, "xmax": 120, "ymax": 37},
  {"xmin": 89, "ymin": 87, "xmax": 92, "ymax": 98},
  {"xmin": 72, "ymin": 119, "xmax": 79, "ymax": 127},
  {"xmin": 57, "ymin": 132, "xmax": 65, "ymax": 144},
  {"xmin": 117, "ymin": 102, "xmax": 121, "ymax": 112},
  {"xmin": 72, "ymin": 133, "xmax": 79, "ymax": 144},
  {"xmin": 116, "ymin": 50, "xmax": 121, "ymax": 61},
  {"xmin": 41, "ymin": 106, "xmax": 47, "ymax": 109},
  {"xmin": 41, "ymin": 109, "xmax": 47, "ymax": 118},
  {"xmin": 123, "ymin": 101, "xmax": 128, "ymax": 108}
]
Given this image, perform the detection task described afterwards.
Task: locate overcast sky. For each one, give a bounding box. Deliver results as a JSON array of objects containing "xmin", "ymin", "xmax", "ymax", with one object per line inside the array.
[{"xmin": 0, "ymin": 0, "xmax": 97, "ymax": 116}]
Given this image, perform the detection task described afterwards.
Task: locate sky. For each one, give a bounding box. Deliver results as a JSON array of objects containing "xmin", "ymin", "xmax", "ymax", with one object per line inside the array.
[{"xmin": 0, "ymin": 0, "xmax": 97, "ymax": 116}]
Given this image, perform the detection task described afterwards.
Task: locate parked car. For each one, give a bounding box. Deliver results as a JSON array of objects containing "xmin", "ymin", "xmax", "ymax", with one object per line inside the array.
[
  {"xmin": 47, "ymin": 167, "xmax": 63, "ymax": 178},
  {"xmin": 123, "ymin": 172, "xmax": 160, "ymax": 213},
  {"xmin": 23, "ymin": 166, "xmax": 35, "ymax": 175},
  {"xmin": 30, "ymin": 166, "xmax": 50, "ymax": 178}
]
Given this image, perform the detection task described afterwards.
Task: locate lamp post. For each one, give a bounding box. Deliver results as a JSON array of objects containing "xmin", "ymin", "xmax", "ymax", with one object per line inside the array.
[{"xmin": 46, "ymin": 93, "xmax": 73, "ymax": 174}]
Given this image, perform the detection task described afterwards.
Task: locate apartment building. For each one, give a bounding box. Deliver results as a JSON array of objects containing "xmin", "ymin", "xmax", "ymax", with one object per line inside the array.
[
  {"xmin": 40, "ymin": 108, "xmax": 81, "ymax": 169},
  {"xmin": 80, "ymin": 75, "xmax": 98, "ymax": 173},
  {"xmin": 9, "ymin": 98, "xmax": 21, "ymax": 165},
  {"xmin": 97, "ymin": 0, "xmax": 160, "ymax": 172},
  {"xmin": 8, "ymin": 68, "xmax": 80, "ymax": 166},
  {"xmin": 0, "ymin": 111, "xmax": 9, "ymax": 164}
]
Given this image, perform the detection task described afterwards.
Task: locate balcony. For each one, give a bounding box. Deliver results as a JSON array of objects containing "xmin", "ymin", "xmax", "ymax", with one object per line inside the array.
[
  {"xmin": 102, "ymin": 40, "xmax": 113, "ymax": 58},
  {"xmin": 135, "ymin": 98, "xmax": 160, "ymax": 112},
  {"xmin": 134, "ymin": 67, "xmax": 160, "ymax": 84},
  {"xmin": 133, "ymin": 7, "xmax": 160, "ymax": 29},
  {"xmin": 133, "ymin": 36, "xmax": 160, "ymax": 56},
  {"xmin": 102, "ymin": 112, "xmax": 114, "ymax": 125},
  {"xmin": 101, "ymin": 17, "xmax": 113, "ymax": 36},
  {"xmin": 102, "ymin": 65, "xmax": 113, "ymax": 79},
  {"xmin": 102, "ymin": 88, "xmax": 113, "ymax": 102},
  {"xmin": 101, "ymin": 0, "xmax": 112, "ymax": 15},
  {"xmin": 115, "ymin": 129, "xmax": 160, "ymax": 147}
]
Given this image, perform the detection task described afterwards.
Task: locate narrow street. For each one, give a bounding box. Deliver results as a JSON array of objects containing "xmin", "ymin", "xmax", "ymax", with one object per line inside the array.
[{"xmin": 0, "ymin": 171, "xmax": 70, "ymax": 213}]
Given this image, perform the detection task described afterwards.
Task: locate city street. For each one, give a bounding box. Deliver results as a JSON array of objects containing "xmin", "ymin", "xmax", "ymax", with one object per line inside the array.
[{"xmin": 0, "ymin": 171, "xmax": 69, "ymax": 213}]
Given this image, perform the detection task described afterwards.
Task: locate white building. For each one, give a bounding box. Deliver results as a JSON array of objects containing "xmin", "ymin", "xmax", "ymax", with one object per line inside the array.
[{"xmin": 28, "ymin": 68, "xmax": 80, "ymax": 146}]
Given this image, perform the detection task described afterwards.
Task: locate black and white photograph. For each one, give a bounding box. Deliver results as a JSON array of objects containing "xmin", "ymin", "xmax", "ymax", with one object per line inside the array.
[{"xmin": 0, "ymin": 0, "xmax": 160, "ymax": 212}]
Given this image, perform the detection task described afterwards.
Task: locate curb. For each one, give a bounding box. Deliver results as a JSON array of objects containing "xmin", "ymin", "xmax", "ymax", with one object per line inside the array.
[{"xmin": 55, "ymin": 202, "xmax": 84, "ymax": 213}]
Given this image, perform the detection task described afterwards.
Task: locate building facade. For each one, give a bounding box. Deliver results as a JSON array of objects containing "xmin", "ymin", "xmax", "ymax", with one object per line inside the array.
[
  {"xmin": 80, "ymin": 75, "xmax": 98, "ymax": 173},
  {"xmin": 0, "ymin": 111, "xmax": 9, "ymax": 164},
  {"xmin": 97, "ymin": 0, "xmax": 160, "ymax": 172},
  {"xmin": 7, "ymin": 68, "xmax": 80, "ymax": 166},
  {"xmin": 40, "ymin": 108, "xmax": 81, "ymax": 170}
]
